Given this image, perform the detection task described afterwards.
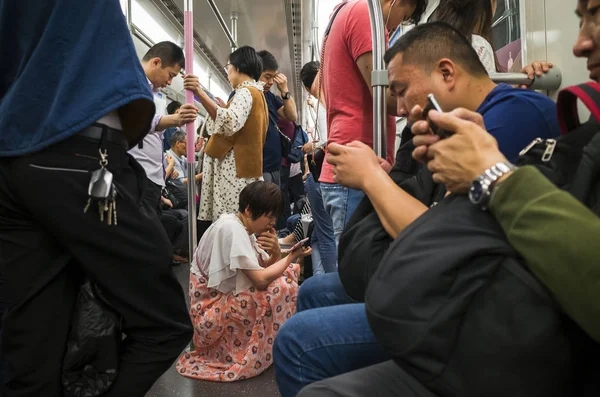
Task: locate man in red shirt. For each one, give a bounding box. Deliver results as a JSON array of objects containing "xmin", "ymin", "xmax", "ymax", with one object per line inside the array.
[{"xmin": 320, "ymin": 0, "xmax": 426, "ymax": 247}]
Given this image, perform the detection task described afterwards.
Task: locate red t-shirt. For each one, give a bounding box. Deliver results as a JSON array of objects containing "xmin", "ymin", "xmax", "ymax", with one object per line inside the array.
[{"xmin": 320, "ymin": 0, "xmax": 396, "ymax": 184}]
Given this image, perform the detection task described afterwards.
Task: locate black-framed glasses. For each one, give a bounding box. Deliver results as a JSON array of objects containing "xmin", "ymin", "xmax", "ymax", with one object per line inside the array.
[{"xmin": 223, "ymin": 63, "xmax": 231, "ymax": 73}]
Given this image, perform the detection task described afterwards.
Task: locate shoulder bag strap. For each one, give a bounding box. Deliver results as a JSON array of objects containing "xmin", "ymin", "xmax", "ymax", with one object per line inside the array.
[{"xmin": 557, "ymin": 82, "xmax": 600, "ymax": 134}]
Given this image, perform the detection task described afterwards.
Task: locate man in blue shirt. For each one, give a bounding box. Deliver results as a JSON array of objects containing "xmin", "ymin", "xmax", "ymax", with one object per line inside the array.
[
  {"xmin": 256, "ymin": 51, "xmax": 298, "ymax": 185},
  {"xmin": 0, "ymin": 2, "xmax": 192, "ymax": 396},
  {"xmin": 273, "ymin": 22, "xmax": 560, "ymax": 396}
]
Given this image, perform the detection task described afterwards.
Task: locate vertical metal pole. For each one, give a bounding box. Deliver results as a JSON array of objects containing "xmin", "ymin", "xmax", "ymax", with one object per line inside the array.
[
  {"xmin": 126, "ymin": 0, "xmax": 133, "ymax": 31},
  {"xmin": 366, "ymin": 0, "xmax": 387, "ymax": 158},
  {"xmin": 230, "ymin": 12, "xmax": 239, "ymax": 52},
  {"xmin": 184, "ymin": 0, "xmax": 198, "ymax": 264}
]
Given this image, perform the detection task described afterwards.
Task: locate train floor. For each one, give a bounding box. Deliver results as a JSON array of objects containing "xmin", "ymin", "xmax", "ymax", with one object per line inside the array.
[{"xmin": 146, "ymin": 262, "xmax": 281, "ymax": 397}]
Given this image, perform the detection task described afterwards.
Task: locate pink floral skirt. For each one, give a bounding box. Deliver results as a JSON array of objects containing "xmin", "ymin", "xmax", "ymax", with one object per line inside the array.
[{"xmin": 176, "ymin": 263, "xmax": 300, "ymax": 381}]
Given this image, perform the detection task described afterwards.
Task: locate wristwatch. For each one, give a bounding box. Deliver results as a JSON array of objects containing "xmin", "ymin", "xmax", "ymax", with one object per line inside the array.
[
  {"xmin": 282, "ymin": 92, "xmax": 291, "ymax": 100},
  {"xmin": 469, "ymin": 162, "xmax": 517, "ymax": 209}
]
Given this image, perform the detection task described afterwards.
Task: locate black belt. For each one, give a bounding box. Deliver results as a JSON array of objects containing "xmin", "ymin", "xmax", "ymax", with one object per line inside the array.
[{"xmin": 79, "ymin": 123, "xmax": 128, "ymax": 149}]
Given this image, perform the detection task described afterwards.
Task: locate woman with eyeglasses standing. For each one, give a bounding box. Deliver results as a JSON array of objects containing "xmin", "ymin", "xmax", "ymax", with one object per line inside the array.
[{"xmin": 184, "ymin": 46, "xmax": 269, "ymax": 230}]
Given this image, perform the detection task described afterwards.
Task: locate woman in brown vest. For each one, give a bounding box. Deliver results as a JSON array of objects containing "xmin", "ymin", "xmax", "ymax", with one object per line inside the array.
[{"xmin": 184, "ymin": 46, "xmax": 269, "ymax": 222}]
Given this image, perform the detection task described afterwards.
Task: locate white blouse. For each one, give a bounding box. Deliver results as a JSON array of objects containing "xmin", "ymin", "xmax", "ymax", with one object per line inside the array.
[{"xmin": 191, "ymin": 214, "xmax": 269, "ymax": 295}]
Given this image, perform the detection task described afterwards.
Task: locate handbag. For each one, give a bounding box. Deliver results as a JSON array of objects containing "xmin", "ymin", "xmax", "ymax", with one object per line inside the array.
[
  {"xmin": 62, "ymin": 280, "xmax": 121, "ymax": 397},
  {"xmin": 163, "ymin": 178, "xmax": 188, "ymax": 210}
]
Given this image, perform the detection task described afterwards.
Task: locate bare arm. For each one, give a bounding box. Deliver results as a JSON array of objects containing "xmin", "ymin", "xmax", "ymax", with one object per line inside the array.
[
  {"xmin": 328, "ymin": 141, "xmax": 427, "ymax": 239},
  {"xmin": 278, "ymin": 99, "xmax": 298, "ymax": 122},
  {"xmin": 164, "ymin": 155, "xmax": 175, "ymax": 179},
  {"xmin": 363, "ymin": 167, "xmax": 428, "ymax": 238},
  {"xmin": 155, "ymin": 114, "xmax": 180, "ymax": 132},
  {"xmin": 155, "ymin": 104, "xmax": 198, "ymax": 132},
  {"xmin": 274, "ymin": 73, "xmax": 298, "ymax": 122},
  {"xmin": 356, "ymin": 52, "xmax": 399, "ymax": 116},
  {"xmin": 241, "ymin": 254, "xmax": 296, "ymax": 291}
]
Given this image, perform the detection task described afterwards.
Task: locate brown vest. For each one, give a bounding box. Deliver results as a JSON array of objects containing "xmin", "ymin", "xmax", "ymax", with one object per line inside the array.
[{"xmin": 204, "ymin": 85, "xmax": 268, "ymax": 179}]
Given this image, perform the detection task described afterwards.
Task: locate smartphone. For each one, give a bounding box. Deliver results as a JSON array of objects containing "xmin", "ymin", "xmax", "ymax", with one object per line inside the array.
[
  {"xmin": 289, "ymin": 237, "xmax": 310, "ymax": 252},
  {"xmin": 422, "ymin": 94, "xmax": 452, "ymax": 139}
]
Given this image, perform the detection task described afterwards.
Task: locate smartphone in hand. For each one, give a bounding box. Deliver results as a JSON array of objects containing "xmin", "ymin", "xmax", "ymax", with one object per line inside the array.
[
  {"xmin": 289, "ymin": 238, "xmax": 310, "ymax": 253},
  {"xmin": 422, "ymin": 94, "xmax": 452, "ymax": 139}
]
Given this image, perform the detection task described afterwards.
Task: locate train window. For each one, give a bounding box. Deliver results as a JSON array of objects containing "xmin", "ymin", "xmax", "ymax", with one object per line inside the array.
[{"xmin": 492, "ymin": 0, "xmax": 523, "ymax": 72}]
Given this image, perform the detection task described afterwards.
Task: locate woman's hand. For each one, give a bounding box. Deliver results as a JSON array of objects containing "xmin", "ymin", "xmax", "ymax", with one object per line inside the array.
[
  {"xmin": 257, "ymin": 228, "xmax": 281, "ymax": 259},
  {"xmin": 290, "ymin": 246, "xmax": 312, "ymax": 262},
  {"xmin": 183, "ymin": 74, "xmax": 202, "ymax": 97},
  {"xmin": 411, "ymin": 108, "xmax": 507, "ymax": 194},
  {"xmin": 519, "ymin": 61, "xmax": 553, "ymax": 88}
]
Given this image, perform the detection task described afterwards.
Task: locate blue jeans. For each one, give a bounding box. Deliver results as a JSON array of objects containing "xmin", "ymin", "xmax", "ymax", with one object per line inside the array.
[
  {"xmin": 274, "ymin": 273, "xmax": 389, "ymax": 397},
  {"xmin": 320, "ymin": 183, "xmax": 364, "ymax": 248},
  {"xmin": 305, "ymin": 175, "xmax": 337, "ymax": 274}
]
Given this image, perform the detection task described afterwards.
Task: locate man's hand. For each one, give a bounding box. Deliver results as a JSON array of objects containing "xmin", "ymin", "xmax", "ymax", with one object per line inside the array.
[
  {"xmin": 274, "ymin": 73, "xmax": 289, "ymax": 94},
  {"xmin": 520, "ymin": 61, "xmax": 553, "ymax": 89},
  {"xmin": 161, "ymin": 197, "xmax": 173, "ymax": 208},
  {"xmin": 257, "ymin": 228, "xmax": 281, "ymax": 258},
  {"xmin": 411, "ymin": 109, "xmax": 507, "ymax": 193},
  {"xmin": 195, "ymin": 172, "xmax": 203, "ymax": 182},
  {"xmin": 216, "ymin": 97, "xmax": 227, "ymax": 107},
  {"xmin": 174, "ymin": 104, "xmax": 198, "ymax": 126},
  {"xmin": 327, "ymin": 141, "xmax": 386, "ymax": 190},
  {"xmin": 171, "ymin": 170, "xmax": 179, "ymax": 180},
  {"xmin": 378, "ymin": 158, "xmax": 393, "ymax": 173}
]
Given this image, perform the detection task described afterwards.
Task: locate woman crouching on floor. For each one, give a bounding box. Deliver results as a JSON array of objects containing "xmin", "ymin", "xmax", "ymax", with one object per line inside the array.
[{"xmin": 176, "ymin": 181, "xmax": 311, "ymax": 381}]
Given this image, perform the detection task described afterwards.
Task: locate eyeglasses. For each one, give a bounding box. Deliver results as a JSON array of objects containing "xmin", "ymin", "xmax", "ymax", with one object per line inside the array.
[{"xmin": 223, "ymin": 63, "xmax": 231, "ymax": 73}]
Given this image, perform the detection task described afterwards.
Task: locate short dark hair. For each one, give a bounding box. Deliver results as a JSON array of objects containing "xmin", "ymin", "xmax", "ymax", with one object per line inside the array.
[
  {"xmin": 229, "ymin": 46, "xmax": 263, "ymax": 81},
  {"xmin": 170, "ymin": 130, "xmax": 186, "ymax": 148},
  {"xmin": 142, "ymin": 41, "xmax": 185, "ymax": 69},
  {"xmin": 166, "ymin": 101, "xmax": 182, "ymax": 115},
  {"xmin": 384, "ymin": 22, "xmax": 487, "ymax": 77},
  {"xmin": 238, "ymin": 181, "xmax": 284, "ymax": 219},
  {"xmin": 300, "ymin": 61, "xmax": 320, "ymax": 90},
  {"xmin": 257, "ymin": 50, "xmax": 279, "ymax": 72}
]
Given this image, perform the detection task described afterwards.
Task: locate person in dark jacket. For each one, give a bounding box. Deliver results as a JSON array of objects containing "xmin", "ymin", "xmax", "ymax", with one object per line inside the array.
[{"xmin": 0, "ymin": 2, "xmax": 192, "ymax": 396}]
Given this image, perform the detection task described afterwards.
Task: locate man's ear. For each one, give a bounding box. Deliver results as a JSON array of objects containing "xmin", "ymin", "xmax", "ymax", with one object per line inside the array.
[{"xmin": 437, "ymin": 58, "xmax": 457, "ymax": 90}]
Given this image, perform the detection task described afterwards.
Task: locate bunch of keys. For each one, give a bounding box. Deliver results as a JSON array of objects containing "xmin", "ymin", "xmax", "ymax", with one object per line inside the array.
[{"xmin": 84, "ymin": 149, "xmax": 118, "ymax": 226}]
